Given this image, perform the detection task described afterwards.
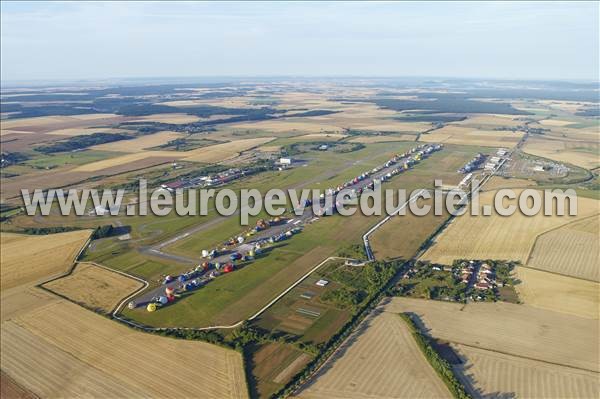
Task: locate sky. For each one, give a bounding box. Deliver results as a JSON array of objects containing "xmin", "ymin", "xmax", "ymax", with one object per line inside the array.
[{"xmin": 1, "ymin": 1, "xmax": 598, "ymax": 82}]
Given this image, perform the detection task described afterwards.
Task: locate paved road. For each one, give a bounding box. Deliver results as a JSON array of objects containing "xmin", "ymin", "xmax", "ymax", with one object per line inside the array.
[{"xmin": 130, "ymin": 144, "xmax": 443, "ymax": 307}]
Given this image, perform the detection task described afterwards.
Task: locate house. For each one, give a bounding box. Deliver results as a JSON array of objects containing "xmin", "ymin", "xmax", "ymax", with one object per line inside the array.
[
  {"xmin": 318, "ymin": 144, "xmax": 328, "ymax": 151},
  {"xmin": 475, "ymin": 282, "xmax": 490, "ymax": 290},
  {"xmin": 315, "ymin": 279, "xmax": 329, "ymax": 287},
  {"xmin": 279, "ymin": 157, "xmax": 292, "ymax": 165}
]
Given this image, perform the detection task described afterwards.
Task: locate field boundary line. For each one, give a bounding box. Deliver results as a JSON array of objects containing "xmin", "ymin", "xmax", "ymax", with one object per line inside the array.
[
  {"xmin": 524, "ymin": 212, "xmax": 600, "ymax": 265},
  {"xmin": 516, "ymin": 264, "xmax": 600, "ymax": 284},
  {"xmin": 438, "ymin": 340, "xmax": 600, "ymax": 375},
  {"xmin": 380, "ymin": 303, "xmax": 600, "ymax": 374}
]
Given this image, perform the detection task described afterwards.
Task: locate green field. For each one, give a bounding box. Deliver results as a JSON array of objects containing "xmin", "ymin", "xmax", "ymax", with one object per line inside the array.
[{"xmin": 121, "ymin": 144, "xmax": 482, "ymax": 328}]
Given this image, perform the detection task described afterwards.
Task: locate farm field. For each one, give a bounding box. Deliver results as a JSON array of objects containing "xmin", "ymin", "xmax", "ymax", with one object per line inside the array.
[
  {"xmin": 479, "ymin": 175, "xmax": 536, "ymax": 191},
  {"xmin": 0, "ymin": 230, "xmax": 92, "ymax": 291},
  {"xmin": 180, "ymin": 136, "xmax": 275, "ymax": 162},
  {"xmin": 228, "ymin": 119, "xmax": 344, "ymax": 134},
  {"xmin": 454, "ymin": 113, "xmax": 525, "ymax": 128},
  {"xmin": 42, "ymin": 262, "xmax": 143, "ymax": 314},
  {"xmin": 419, "ymin": 125, "xmax": 524, "ymax": 147},
  {"xmin": 0, "ymin": 228, "xmax": 247, "ymax": 398},
  {"xmin": 515, "ymin": 266, "xmax": 599, "ymax": 319},
  {"xmin": 129, "ymin": 113, "xmax": 202, "ymax": 124},
  {"xmin": 42, "ymin": 126, "xmax": 131, "ymax": 136},
  {"xmin": 384, "ymin": 297, "xmax": 599, "ymax": 372},
  {"xmin": 72, "ymin": 150, "xmax": 181, "ymax": 172},
  {"xmin": 2, "ymin": 78, "xmax": 599, "ymax": 398},
  {"xmin": 293, "ymin": 133, "xmax": 347, "ymax": 140},
  {"xmin": 1, "ymin": 371, "xmax": 36, "ymax": 399},
  {"xmin": 295, "ymin": 311, "xmax": 451, "ymax": 399},
  {"xmin": 454, "ymin": 344, "xmax": 599, "ymax": 399},
  {"xmin": 253, "ymin": 259, "xmax": 353, "ymax": 345},
  {"xmin": 250, "ymin": 342, "xmax": 312, "ymax": 398},
  {"xmin": 538, "ymin": 118, "xmax": 578, "ymax": 127},
  {"xmin": 1, "ymin": 131, "xmax": 66, "ymax": 152},
  {"xmin": 348, "ymin": 134, "xmax": 416, "ymax": 143},
  {"xmin": 421, "ymin": 189, "xmax": 600, "ymax": 265},
  {"xmin": 522, "ymin": 136, "xmax": 599, "ymax": 169},
  {"xmin": 90, "ymin": 131, "xmax": 184, "ymax": 152},
  {"xmin": 527, "ymin": 215, "xmax": 600, "ymax": 281},
  {"xmin": 0, "ymin": 113, "xmax": 127, "ymax": 133},
  {"xmin": 370, "ymin": 196, "xmax": 450, "ymax": 260},
  {"xmin": 1, "ymin": 299, "xmax": 247, "ymax": 399}
]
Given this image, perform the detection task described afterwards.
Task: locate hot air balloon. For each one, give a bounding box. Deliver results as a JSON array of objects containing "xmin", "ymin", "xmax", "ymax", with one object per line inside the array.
[
  {"xmin": 158, "ymin": 296, "xmax": 168, "ymax": 305},
  {"xmin": 147, "ymin": 303, "xmax": 157, "ymax": 312}
]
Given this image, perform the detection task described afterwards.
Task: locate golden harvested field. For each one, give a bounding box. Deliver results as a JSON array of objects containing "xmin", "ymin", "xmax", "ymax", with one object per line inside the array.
[
  {"xmin": 293, "ymin": 133, "xmax": 347, "ymax": 140},
  {"xmin": 540, "ymin": 126, "xmax": 600, "ymax": 142},
  {"xmin": 91, "ymin": 131, "xmax": 184, "ymax": 152},
  {"xmin": 160, "ymin": 98, "xmax": 262, "ymax": 109},
  {"xmin": 43, "ymin": 262, "xmax": 143, "ymax": 314},
  {"xmin": 480, "ymin": 175, "xmax": 536, "ymax": 191},
  {"xmin": 384, "ymin": 297, "xmax": 599, "ymax": 372},
  {"xmin": 1, "ymin": 299, "xmax": 247, "ymax": 399},
  {"xmin": 0, "ymin": 230, "xmax": 92, "ymax": 291},
  {"xmin": 527, "ymin": 216, "xmax": 600, "ymax": 281},
  {"xmin": 455, "ymin": 114, "xmax": 524, "ymax": 128},
  {"xmin": 228, "ymin": 119, "xmax": 343, "ymax": 134},
  {"xmin": 47, "ymin": 127, "xmax": 130, "ymax": 136},
  {"xmin": 311, "ymin": 108, "xmax": 433, "ymax": 133},
  {"xmin": 0, "ymin": 114, "xmax": 127, "ymax": 133},
  {"xmin": 538, "ymin": 118, "xmax": 577, "ymax": 127},
  {"xmin": 516, "ymin": 266, "xmax": 599, "ymax": 319},
  {"xmin": 1, "ymin": 286, "xmax": 56, "ymax": 322},
  {"xmin": 539, "ymin": 100, "xmax": 597, "ymax": 114},
  {"xmin": 419, "ymin": 125, "xmax": 524, "ymax": 147},
  {"xmin": 348, "ymin": 134, "xmax": 416, "ymax": 143},
  {"xmin": 347, "ymin": 122, "xmax": 431, "ymax": 132},
  {"xmin": 454, "ymin": 345, "xmax": 599, "ymax": 399},
  {"xmin": 129, "ymin": 113, "xmax": 202, "ymax": 124},
  {"xmin": 523, "ymin": 136, "xmax": 599, "ymax": 169},
  {"xmin": 0, "ymin": 129, "xmax": 34, "ymax": 136},
  {"xmin": 421, "ymin": 190, "xmax": 599, "ymax": 265},
  {"xmin": 72, "ymin": 150, "xmax": 177, "ymax": 172},
  {"xmin": 257, "ymin": 145, "xmax": 282, "ymax": 153},
  {"xmin": 181, "ymin": 137, "xmax": 275, "ymax": 163},
  {"xmin": 0, "ymin": 131, "xmax": 65, "ymax": 152},
  {"xmin": 295, "ymin": 311, "xmax": 451, "ymax": 399}
]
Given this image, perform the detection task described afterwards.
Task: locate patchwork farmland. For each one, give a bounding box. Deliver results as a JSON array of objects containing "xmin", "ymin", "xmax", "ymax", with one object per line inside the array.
[
  {"xmin": 421, "ymin": 190, "xmax": 600, "ymax": 265},
  {"xmin": 1, "ymin": 77, "xmax": 599, "ymax": 398}
]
